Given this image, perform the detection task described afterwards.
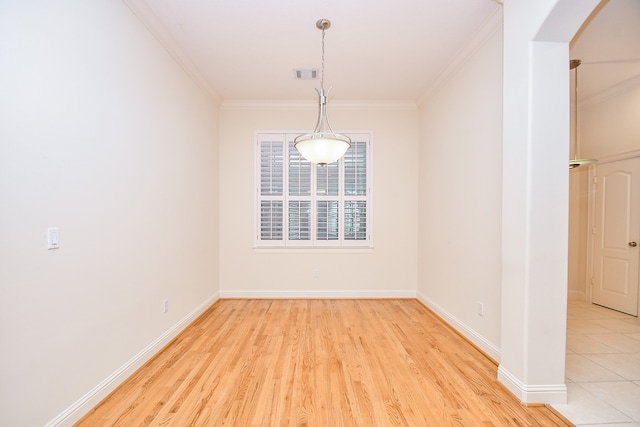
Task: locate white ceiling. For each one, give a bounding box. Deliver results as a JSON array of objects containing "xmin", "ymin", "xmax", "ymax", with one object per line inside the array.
[
  {"xmin": 125, "ymin": 0, "xmax": 502, "ymax": 102},
  {"xmin": 125, "ymin": 0, "xmax": 639, "ymax": 104},
  {"xmin": 571, "ymin": 0, "xmax": 640, "ymax": 102}
]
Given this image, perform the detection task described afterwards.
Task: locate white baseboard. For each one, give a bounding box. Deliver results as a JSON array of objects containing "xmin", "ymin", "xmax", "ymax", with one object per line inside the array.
[
  {"xmin": 45, "ymin": 292, "xmax": 220, "ymax": 427},
  {"xmin": 416, "ymin": 291, "xmax": 501, "ymax": 362},
  {"xmin": 498, "ymin": 365, "xmax": 567, "ymax": 404},
  {"xmin": 219, "ymin": 290, "xmax": 417, "ymax": 299}
]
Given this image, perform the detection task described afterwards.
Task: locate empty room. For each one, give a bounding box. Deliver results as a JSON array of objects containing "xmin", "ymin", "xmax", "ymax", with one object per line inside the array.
[{"xmin": 2, "ymin": 1, "xmax": 638, "ymax": 426}]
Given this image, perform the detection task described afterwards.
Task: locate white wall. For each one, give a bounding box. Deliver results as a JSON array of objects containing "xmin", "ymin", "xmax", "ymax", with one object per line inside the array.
[
  {"xmin": 417, "ymin": 29, "xmax": 503, "ymax": 358},
  {"xmin": 0, "ymin": 1, "xmax": 220, "ymax": 425},
  {"xmin": 581, "ymin": 84, "xmax": 640, "ymax": 159},
  {"xmin": 219, "ymin": 105, "xmax": 418, "ymax": 297}
]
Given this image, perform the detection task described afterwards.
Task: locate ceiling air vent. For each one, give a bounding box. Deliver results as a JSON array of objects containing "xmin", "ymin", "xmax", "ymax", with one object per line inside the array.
[{"xmin": 295, "ymin": 69, "xmax": 318, "ymax": 80}]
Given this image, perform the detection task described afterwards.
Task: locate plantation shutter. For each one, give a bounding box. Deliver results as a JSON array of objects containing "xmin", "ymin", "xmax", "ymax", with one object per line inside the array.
[
  {"xmin": 316, "ymin": 162, "xmax": 340, "ymax": 242},
  {"xmin": 258, "ymin": 135, "xmax": 285, "ymax": 243},
  {"xmin": 256, "ymin": 132, "xmax": 371, "ymax": 247},
  {"xmin": 288, "ymin": 141, "xmax": 311, "ymax": 242},
  {"xmin": 343, "ymin": 141, "xmax": 368, "ymax": 241}
]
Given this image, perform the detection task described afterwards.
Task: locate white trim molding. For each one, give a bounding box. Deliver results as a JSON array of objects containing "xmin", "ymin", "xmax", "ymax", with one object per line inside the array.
[
  {"xmin": 219, "ymin": 290, "xmax": 417, "ymax": 299},
  {"xmin": 121, "ymin": 0, "xmax": 222, "ymax": 105},
  {"xmin": 45, "ymin": 292, "xmax": 220, "ymax": 427},
  {"xmin": 581, "ymin": 74, "xmax": 640, "ymax": 109},
  {"xmin": 253, "ymin": 247, "xmax": 374, "ymax": 254},
  {"xmin": 416, "ymin": 292, "xmax": 501, "ymax": 362},
  {"xmin": 418, "ymin": 6, "xmax": 503, "ymax": 105},
  {"xmin": 498, "ymin": 366, "xmax": 568, "ymax": 404}
]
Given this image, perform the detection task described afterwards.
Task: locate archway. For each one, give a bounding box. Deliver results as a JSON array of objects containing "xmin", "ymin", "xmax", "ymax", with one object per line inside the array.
[{"xmin": 499, "ymin": 0, "xmax": 602, "ymax": 403}]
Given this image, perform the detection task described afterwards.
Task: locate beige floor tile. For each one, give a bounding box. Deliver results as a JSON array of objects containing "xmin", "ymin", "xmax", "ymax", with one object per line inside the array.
[
  {"xmin": 623, "ymin": 316, "xmax": 640, "ymax": 326},
  {"xmin": 568, "ymin": 318, "xmax": 617, "ymax": 334},
  {"xmin": 587, "ymin": 333, "xmax": 640, "ymax": 353},
  {"xmin": 593, "ymin": 319, "xmax": 640, "ymax": 334},
  {"xmin": 580, "ymin": 381, "xmax": 640, "ymax": 422},
  {"xmin": 585, "ymin": 354, "xmax": 640, "ymax": 380},
  {"xmin": 568, "ymin": 334, "xmax": 620, "ymax": 354},
  {"xmin": 566, "ymin": 354, "xmax": 624, "ymax": 382},
  {"xmin": 563, "ymin": 302, "xmax": 640, "ymax": 427},
  {"xmin": 590, "ymin": 305, "xmax": 636, "ymax": 319},
  {"xmin": 591, "ymin": 304, "xmax": 634, "ymax": 319},
  {"xmin": 552, "ymin": 383, "xmax": 633, "ymax": 425},
  {"xmin": 578, "ymin": 423, "xmax": 640, "ymax": 427},
  {"xmin": 568, "ymin": 307, "xmax": 619, "ymax": 320}
]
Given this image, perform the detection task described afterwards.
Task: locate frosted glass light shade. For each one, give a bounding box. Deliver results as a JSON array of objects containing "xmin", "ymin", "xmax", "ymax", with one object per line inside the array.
[
  {"xmin": 294, "ymin": 132, "xmax": 350, "ymax": 165},
  {"xmin": 294, "ymin": 21, "xmax": 351, "ymax": 165}
]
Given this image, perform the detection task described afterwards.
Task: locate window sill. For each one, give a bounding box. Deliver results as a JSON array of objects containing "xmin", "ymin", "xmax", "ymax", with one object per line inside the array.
[{"xmin": 253, "ymin": 247, "xmax": 374, "ymax": 254}]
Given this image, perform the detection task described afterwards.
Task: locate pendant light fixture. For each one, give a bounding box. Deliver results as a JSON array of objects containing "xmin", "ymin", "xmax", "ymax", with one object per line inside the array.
[
  {"xmin": 569, "ymin": 59, "xmax": 597, "ymax": 169},
  {"xmin": 294, "ymin": 19, "xmax": 351, "ymax": 166}
]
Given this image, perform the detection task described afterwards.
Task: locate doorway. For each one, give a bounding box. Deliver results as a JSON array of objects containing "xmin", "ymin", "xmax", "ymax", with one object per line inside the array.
[
  {"xmin": 592, "ymin": 157, "xmax": 640, "ymax": 316},
  {"xmin": 568, "ymin": 0, "xmax": 640, "ymax": 314}
]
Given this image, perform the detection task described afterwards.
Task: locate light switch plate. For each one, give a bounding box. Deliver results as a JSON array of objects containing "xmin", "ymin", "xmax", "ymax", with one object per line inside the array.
[{"xmin": 47, "ymin": 227, "xmax": 60, "ymax": 249}]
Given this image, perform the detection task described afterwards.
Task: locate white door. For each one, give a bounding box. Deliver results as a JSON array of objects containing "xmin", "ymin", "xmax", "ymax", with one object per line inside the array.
[{"xmin": 593, "ymin": 157, "xmax": 640, "ymax": 316}]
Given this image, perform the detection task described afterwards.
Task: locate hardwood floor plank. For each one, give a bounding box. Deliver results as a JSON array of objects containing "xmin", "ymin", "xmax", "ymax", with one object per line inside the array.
[{"xmin": 76, "ymin": 299, "xmax": 571, "ymax": 426}]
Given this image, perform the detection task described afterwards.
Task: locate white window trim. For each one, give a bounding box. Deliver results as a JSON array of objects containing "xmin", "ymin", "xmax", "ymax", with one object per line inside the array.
[{"xmin": 254, "ymin": 131, "xmax": 373, "ymax": 250}]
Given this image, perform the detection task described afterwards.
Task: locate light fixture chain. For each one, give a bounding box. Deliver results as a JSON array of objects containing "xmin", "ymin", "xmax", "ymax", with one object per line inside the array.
[
  {"xmin": 574, "ymin": 62, "xmax": 579, "ymax": 160},
  {"xmin": 321, "ymin": 26, "xmax": 325, "ymax": 90}
]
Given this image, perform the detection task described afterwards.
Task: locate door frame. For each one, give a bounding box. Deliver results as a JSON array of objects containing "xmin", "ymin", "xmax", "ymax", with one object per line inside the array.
[{"xmin": 586, "ymin": 148, "xmax": 640, "ymax": 310}]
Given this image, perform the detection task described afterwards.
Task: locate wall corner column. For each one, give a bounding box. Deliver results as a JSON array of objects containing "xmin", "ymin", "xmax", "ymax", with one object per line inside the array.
[{"xmin": 499, "ymin": 0, "xmax": 601, "ymax": 404}]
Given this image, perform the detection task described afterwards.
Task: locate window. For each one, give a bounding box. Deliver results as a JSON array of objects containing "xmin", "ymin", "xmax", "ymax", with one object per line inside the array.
[{"xmin": 256, "ymin": 132, "xmax": 371, "ymax": 248}]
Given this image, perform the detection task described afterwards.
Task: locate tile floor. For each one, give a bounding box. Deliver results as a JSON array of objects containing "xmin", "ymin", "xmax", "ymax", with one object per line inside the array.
[{"xmin": 552, "ymin": 300, "xmax": 640, "ymax": 426}]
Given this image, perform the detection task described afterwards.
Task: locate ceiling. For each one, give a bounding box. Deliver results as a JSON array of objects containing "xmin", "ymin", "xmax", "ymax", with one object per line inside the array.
[
  {"xmin": 571, "ymin": 0, "xmax": 640, "ymax": 102},
  {"xmin": 124, "ymin": 0, "xmax": 639, "ymax": 104},
  {"xmin": 125, "ymin": 0, "xmax": 502, "ymax": 102}
]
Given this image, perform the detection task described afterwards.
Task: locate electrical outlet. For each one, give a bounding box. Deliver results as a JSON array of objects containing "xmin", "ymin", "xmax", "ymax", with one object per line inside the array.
[
  {"xmin": 163, "ymin": 299, "xmax": 169, "ymax": 313},
  {"xmin": 312, "ymin": 269, "xmax": 319, "ymax": 279},
  {"xmin": 477, "ymin": 302, "xmax": 484, "ymax": 317}
]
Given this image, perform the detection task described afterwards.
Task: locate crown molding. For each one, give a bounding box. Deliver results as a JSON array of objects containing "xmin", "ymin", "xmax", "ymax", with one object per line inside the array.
[
  {"xmin": 121, "ymin": 0, "xmax": 222, "ymax": 106},
  {"xmin": 580, "ymin": 74, "xmax": 640, "ymax": 109},
  {"xmin": 593, "ymin": 149, "xmax": 640, "ymax": 165},
  {"xmin": 417, "ymin": 6, "xmax": 503, "ymax": 106},
  {"xmin": 220, "ymin": 100, "xmax": 417, "ymax": 111}
]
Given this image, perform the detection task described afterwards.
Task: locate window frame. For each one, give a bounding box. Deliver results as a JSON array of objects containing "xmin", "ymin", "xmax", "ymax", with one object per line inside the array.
[{"xmin": 254, "ymin": 131, "xmax": 373, "ymax": 249}]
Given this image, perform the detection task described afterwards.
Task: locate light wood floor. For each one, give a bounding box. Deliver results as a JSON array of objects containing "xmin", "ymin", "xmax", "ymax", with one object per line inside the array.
[{"xmin": 77, "ymin": 299, "xmax": 570, "ymax": 426}]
